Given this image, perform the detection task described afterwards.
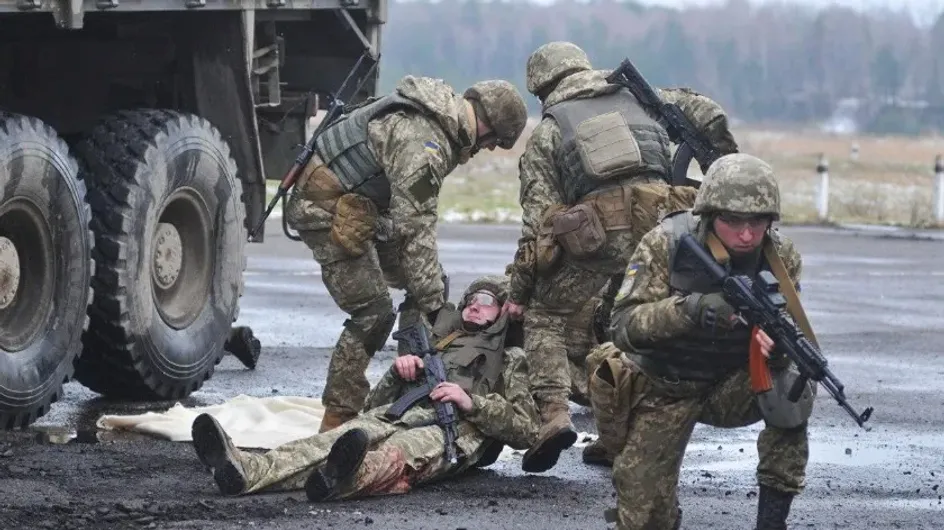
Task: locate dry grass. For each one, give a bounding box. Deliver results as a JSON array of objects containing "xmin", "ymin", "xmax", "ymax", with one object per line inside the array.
[
  {"xmin": 439, "ymin": 121, "xmax": 944, "ymax": 228},
  {"xmin": 271, "ymin": 118, "xmax": 943, "ymax": 228}
]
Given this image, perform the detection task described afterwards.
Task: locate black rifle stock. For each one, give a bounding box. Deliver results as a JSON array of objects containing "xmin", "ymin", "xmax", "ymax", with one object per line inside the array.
[
  {"xmin": 248, "ymin": 49, "xmax": 380, "ymax": 242},
  {"xmin": 388, "ymin": 323, "xmax": 460, "ymax": 463},
  {"xmin": 605, "ymin": 58, "xmax": 725, "ymax": 188},
  {"xmin": 677, "ymin": 233, "xmax": 874, "ymax": 429}
]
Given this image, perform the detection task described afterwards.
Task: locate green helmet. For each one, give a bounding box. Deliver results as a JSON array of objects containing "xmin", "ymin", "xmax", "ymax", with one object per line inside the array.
[
  {"xmin": 526, "ymin": 41, "xmax": 592, "ymax": 95},
  {"xmin": 463, "ymin": 80, "xmax": 528, "ymax": 149},
  {"xmin": 692, "ymin": 153, "xmax": 781, "ymax": 220},
  {"xmin": 459, "ymin": 275, "xmax": 509, "ymax": 310}
]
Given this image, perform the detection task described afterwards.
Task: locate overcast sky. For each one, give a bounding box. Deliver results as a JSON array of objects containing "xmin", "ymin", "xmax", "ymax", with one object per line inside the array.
[{"xmin": 633, "ymin": 0, "xmax": 943, "ymax": 19}]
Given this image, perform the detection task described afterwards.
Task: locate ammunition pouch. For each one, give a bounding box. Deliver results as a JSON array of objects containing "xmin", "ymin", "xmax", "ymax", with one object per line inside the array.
[
  {"xmin": 628, "ymin": 182, "xmax": 697, "ymax": 243},
  {"xmin": 331, "ymin": 193, "xmax": 379, "ymax": 257},
  {"xmin": 587, "ymin": 346, "xmax": 646, "ymax": 457},
  {"xmin": 296, "ymin": 158, "xmax": 345, "ymax": 210},
  {"xmin": 552, "ymin": 203, "xmax": 606, "ymax": 259}
]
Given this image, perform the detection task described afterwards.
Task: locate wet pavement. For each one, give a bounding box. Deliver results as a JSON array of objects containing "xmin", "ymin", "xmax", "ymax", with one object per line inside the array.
[{"xmin": 1, "ymin": 221, "xmax": 943, "ymax": 529}]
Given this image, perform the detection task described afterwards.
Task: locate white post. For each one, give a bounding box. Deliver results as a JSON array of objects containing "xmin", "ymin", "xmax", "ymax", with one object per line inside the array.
[
  {"xmin": 935, "ymin": 155, "xmax": 944, "ymax": 225},
  {"xmin": 816, "ymin": 154, "xmax": 829, "ymax": 221}
]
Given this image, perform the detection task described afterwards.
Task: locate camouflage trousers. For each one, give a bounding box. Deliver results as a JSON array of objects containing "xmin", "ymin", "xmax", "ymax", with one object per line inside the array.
[
  {"xmin": 527, "ymin": 259, "xmax": 619, "ymax": 410},
  {"xmin": 232, "ymin": 412, "xmax": 477, "ymax": 497},
  {"xmin": 298, "ymin": 229, "xmax": 421, "ymax": 417},
  {"xmin": 610, "ymin": 365, "xmax": 809, "ymax": 530}
]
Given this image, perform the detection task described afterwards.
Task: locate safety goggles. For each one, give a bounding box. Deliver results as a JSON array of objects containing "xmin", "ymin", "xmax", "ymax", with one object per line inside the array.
[{"xmin": 466, "ymin": 291, "xmax": 500, "ymax": 308}]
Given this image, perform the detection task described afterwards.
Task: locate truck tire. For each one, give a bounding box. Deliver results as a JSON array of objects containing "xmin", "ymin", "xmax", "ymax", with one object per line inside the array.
[
  {"xmin": 0, "ymin": 113, "xmax": 94, "ymax": 429},
  {"xmin": 75, "ymin": 109, "xmax": 246, "ymax": 400}
]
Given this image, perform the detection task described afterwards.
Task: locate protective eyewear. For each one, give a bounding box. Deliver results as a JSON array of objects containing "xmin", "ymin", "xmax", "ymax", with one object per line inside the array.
[{"xmin": 466, "ymin": 291, "xmax": 499, "ymax": 308}]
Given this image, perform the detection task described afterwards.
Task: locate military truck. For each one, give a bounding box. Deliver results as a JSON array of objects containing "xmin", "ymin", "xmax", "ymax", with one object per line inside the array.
[{"xmin": 0, "ymin": 0, "xmax": 385, "ymax": 428}]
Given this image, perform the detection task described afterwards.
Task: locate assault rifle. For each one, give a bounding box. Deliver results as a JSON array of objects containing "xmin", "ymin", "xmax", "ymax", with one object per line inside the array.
[
  {"xmin": 248, "ymin": 49, "xmax": 380, "ymax": 242},
  {"xmin": 605, "ymin": 58, "xmax": 725, "ymax": 188},
  {"xmin": 385, "ymin": 322, "xmax": 460, "ymax": 463},
  {"xmin": 678, "ymin": 233, "xmax": 874, "ymax": 429}
]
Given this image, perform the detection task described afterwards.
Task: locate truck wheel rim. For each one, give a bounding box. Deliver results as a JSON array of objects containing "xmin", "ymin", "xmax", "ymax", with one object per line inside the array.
[
  {"xmin": 151, "ymin": 187, "xmax": 212, "ymax": 330},
  {"xmin": 0, "ymin": 198, "xmax": 54, "ymax": 352}
]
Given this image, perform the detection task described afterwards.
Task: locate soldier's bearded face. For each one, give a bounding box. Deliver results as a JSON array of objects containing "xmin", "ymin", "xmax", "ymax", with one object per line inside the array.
[
  {"xmin": 712, "ymin": 213, "xmax": 770, "ymax": 254},
  {"xmin": 462, "ymin": 291, "xmax": 501, "ymax": 325}
]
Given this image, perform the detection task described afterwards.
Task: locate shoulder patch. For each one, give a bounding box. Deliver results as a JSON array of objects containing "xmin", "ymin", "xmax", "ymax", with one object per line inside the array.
[
  {"xmin": 614, "ymin": 263, "xmax": 641, "ymax": 302},
  {"xmin": 424, "ymin": 140, "xmax": 441, "ymax": 155}
]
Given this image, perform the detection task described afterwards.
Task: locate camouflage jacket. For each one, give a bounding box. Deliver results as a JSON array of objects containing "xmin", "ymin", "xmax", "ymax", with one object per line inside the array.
[
  {"xmin": 293, "ymin": 76, "xmax": 478, "ymax": 314},
  {"xmin": 362, "ymin": 345, "xmax": 539, "ymax": 455},
  {"xmin": 609, "ymin": 214, "xmax": 802, "ymax": 380},
  {"xmin": 507, "ymin": 70, "xmax": 738, "ymax": 305}
]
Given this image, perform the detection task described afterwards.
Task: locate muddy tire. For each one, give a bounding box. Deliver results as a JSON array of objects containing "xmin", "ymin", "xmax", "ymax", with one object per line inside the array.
[
  {"xmin": 0, "ymin": 113, "xmax": 94, "ymax": 429},
  {"xmin": 75, "ymin": 110, "xmax": 246, "ymax": 400}
]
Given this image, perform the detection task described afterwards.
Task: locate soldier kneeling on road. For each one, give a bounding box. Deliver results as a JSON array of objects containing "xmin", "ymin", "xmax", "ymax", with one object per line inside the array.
[
  {"xmin": 589, "ymin": 153, "xmax": 816, "ymax": 530},
  {"xmin": 190, "ymin": 275, "xmax": 546, "ymax": 501}
]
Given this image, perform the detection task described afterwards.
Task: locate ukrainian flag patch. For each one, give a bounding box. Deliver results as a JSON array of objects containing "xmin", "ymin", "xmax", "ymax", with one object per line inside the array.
[{"xmin": 424, "ymin": 140, "xmax": 441, "ymax": 154}]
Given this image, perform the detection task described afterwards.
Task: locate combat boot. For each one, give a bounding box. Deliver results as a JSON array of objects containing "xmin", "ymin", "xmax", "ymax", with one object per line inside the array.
[
  {"xmin": 305, "ymin": 428, "xmax": 370, "ymax": 502},
  {"xmin": 581, "ymin": 439, "xmax": 613, "ymax": 467},
  {"xmin": 755, "ymin": 484, "xmax": 795, "ymax": 530},
  {"xmin": 191, "ymin": 413, "xmax": 248, "ymax": 496},
  {"xmin": 521, "ymin": 403, "xmax": 578, "ymax": 473},
  {"xmin": 319, "ymin": 408, "xmax": 357, "ymax": 433}
]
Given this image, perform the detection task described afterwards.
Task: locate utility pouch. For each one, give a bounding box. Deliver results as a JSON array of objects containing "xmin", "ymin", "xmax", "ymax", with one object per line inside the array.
[
  {"xmin": 552, "ymin": 203, "xmax": 606, "ymax": 259},
  {"xmin": 331, "ymin": 193, "xmax": 378, "ymax": 257}
]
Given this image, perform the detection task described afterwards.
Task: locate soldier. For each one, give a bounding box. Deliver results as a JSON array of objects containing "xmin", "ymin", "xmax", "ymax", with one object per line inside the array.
[
  {"xmin": 599, "ymin": 153, "xmax": 815, "ymax": 530},
  {"xmin": 190, "ymin": 276, "xmax": 542, "ymax": 501},
  {"xmin": 502, "ymin": 41, "xmax": 739, "ymax": 472},
  {"xmin": 284, "ymin": 76, "xmax": 528, "ymax": 432}
]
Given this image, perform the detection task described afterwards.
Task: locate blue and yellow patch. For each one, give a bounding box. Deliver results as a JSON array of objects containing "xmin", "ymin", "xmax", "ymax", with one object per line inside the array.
[
  {"xmin": 423, "ymin": 140, "xmax": 441, "ymax": 155},
  {"xmin": 614, "ymin": 264, "xmax": 641, "ymax": 302}
]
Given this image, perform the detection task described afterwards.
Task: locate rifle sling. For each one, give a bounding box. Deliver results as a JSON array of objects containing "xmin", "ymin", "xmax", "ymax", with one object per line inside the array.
[
  {"xmin": 383, "ymin": 330, "xmax": 464, "ymax": 420},
  {"xmin": 705, "ymin": 233, "xmax": 818, "ymax": 348}
]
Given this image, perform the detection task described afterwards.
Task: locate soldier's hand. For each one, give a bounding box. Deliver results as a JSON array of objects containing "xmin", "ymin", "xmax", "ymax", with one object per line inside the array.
[
  {"xmin": 501, "ymin": 300, "xmax": 526, "ymax": 320},
  {"xmin": 430, "ymin": 382, "xmax": 473, "ymax": 412},
  {"xmin": 754, "ymin": 329, "xmax": 775, "ymax": 358},
  {"xmin": 394, "ymin": 355, "xmax": 424, "ymax": 381},
  {"xmin": 684, "ymin": 293, "xmax": 738, "ymax": 331}
]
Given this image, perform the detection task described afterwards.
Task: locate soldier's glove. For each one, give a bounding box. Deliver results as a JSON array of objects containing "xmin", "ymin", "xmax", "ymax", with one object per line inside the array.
[
  {"xmin": 684, "ymin": 293, "xmax": 738, "ymax": 331},
  {"xmin": 592, "ymin": 301, "xmax": 612, "ymax": 344}
]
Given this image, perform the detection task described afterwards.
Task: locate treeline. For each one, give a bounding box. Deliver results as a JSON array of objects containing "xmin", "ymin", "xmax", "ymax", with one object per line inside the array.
[{"xmin": 376, "ymin": 0, "xmax": 944, "ymax": 132}]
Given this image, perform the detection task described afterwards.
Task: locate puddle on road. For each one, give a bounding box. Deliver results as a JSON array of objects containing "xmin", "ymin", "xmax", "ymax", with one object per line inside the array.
[{"xmin": 688, "ymin": 440, "xmax": 904, "ymax": 471}]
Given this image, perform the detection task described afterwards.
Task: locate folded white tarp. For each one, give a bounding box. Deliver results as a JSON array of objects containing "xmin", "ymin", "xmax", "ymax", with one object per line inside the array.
[{"xmin": 96, "ymin": 394, "xmax": 325, "ymax": 450}]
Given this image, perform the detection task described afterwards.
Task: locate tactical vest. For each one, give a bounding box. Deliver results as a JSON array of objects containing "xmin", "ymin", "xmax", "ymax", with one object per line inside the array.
[
  {"xmin": 627, "ymin": 211, "xmax": 769, "ymax": 381},
  {"xmin": 315, "ymin": 93, "xmax": 427, "ymax": 210},
  {"xmin": 543, "ymin": 89, "xmax": 672, "ymax": 205},
  {"xmin": 431, "ymin": 308, "xmax": 508, "ymax": 396}
]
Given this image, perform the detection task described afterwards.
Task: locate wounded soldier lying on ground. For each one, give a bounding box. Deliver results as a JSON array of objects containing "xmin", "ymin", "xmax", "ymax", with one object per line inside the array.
[{"xmin": 190, "ymin": 275, "xmax": 547, "ymax": 501}]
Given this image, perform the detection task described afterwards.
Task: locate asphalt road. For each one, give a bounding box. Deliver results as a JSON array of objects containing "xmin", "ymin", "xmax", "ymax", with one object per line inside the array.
[{"xmin": 1, "ymin": 221, "xmax": 943, "ymax": 529}]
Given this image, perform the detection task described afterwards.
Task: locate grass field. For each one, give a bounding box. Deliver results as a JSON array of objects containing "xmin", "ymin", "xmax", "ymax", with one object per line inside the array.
[{"xmin": 270, "ymin": 120, "xmax": 944, "ymax": 228}]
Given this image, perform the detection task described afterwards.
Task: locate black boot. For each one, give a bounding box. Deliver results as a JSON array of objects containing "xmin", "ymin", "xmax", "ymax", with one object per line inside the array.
[
  {"xmin": 304, "ymin": 428, "xmax": 370, "ymax": 502},
  {"xmin": 756, "ymin": 485, "xmax": 794, "ymax": 530}
]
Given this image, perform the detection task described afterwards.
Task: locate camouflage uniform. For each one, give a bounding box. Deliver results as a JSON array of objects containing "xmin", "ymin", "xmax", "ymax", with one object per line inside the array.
[
  {"xmin": 191, "ymin": 276, "xmax": 540, "ymax": 500},
  {"xmin": 285, "ymin": 76, "xmax": 527, "ymax": 430},
  {"xmin": 509, "ymin": 41, "xmax": 738, "ymax": 472},
  {"xmin": 600, "ymin": 154, "xmax": 811, "ymax": 530}
]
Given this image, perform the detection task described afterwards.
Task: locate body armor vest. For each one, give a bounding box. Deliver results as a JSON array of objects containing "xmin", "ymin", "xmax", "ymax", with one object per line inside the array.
[
  {"xmin": 543, "ymin": 89, "xmax": 672, "ymax": 205},
  {"xmin": 315, "ymin": 93, "xmax": 426, "ymax": 210},
  {"xmin": 628, "ymin": 211, "xmax": 769, "ymax": 381},
  {"xmin": 430, "ymin": 308, "xmax": 508, "ymax": 396}
]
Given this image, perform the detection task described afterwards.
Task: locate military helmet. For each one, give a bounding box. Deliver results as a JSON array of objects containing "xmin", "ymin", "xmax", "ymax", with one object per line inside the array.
[
  {"xmin": 692, "ymin": 153, "xmax": 781, "ymax": 220},
  {"xmin": 463, "ymin": 80, "xmax": 528, "ymax": 150},
  {"xmin": 526, "ymin": 41, "xmax": 592, "ymax": 95},
  {"xmin": 459, "ymin": 274, "xmax": 510, "ymax": 310}
]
